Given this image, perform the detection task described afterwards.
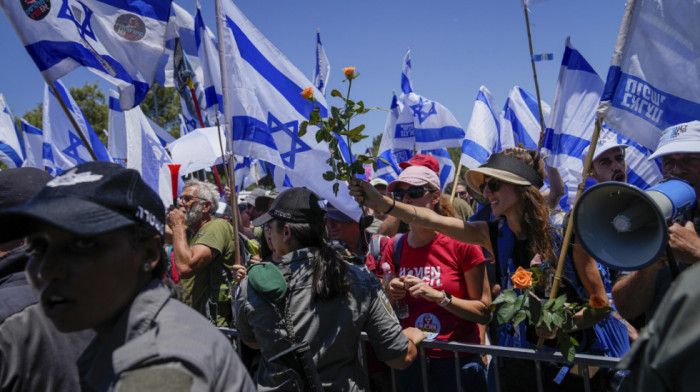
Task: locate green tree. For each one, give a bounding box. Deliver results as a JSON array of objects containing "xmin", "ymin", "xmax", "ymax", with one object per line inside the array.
[
  {"xmin": 369, "ymin": 133, "xmax": 382, "ymax": 156},
  {"xmin": 22, "ymin": 105, "xmax": 42, "ymax": 129}
]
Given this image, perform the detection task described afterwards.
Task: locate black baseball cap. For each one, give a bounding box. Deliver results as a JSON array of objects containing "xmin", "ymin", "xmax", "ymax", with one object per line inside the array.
[
  {"xmin": 0, "ymin": 167, "xmax": 53, "ymax": 210},
  {"xmin": 0, "ymin": 162, "xmax": 165, "ymax": 241},
  {"xmin": 252, "ymin": 187, "xmax": 326, "ymax": 226}
]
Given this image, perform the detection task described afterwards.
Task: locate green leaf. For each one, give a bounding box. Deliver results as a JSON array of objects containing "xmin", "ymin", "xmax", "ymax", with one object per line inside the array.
[
  {"xmin": 298, "ymin": 122, "xmax": 308, "ymax": 137},
  {"xmin": 544, "ymin": 299, "xmax": 554, "ymax": 311},
  {"xmin": 379, "ymin": 157, "xmax": 390, "ymax": 165},
  {"xmin": 323, "ymin": 171, "xmax": 335, "ymax": 181},
  {"xmin": 315, "ymin": 130, "xmax": 325, "ymax": 144},
  {"xmin": 497, "ymin": 303, "xmax": 518, "ymax": 325},
  {"xmin": 583, "ymin": 308, "xmax": 594, "ymax": 324},
  {"xmin": 552, "ymin": 294, "xmax": 567, "ymax": 311},
  {"xmin": 502, "ymin": 289, "xmax": 517, "ymax": 304},
  {"xmin": 348, "ymin": 124, "xmax": 366, "ymax": 138},
  {"xmin": 331, "ymin": 106, "xmax": 340, "ymax": 119},
  {"xmin": 351, "ymin": 159, "xmax": 364, "ymax": 175},
  {"xmin": 514, "ymin": 293, "xmax": 525, "ymax": 311},
  {"xmin": 557, "ymin": 332, "xmax": 576, "ymax": 363},
  {"xmin": 513, "ymin": 310, "xmax": 527, "ymax": 327},
  {"xmin": 543, "ymin": 312, "xmax": 552, "ymax": 330},
  {"xmin": 492, "ymin": 293, "xmax": 508, "ymax": 306},
  {"xmin": 309, "ymin": 108, "xmax": 320, "ymax": 123},
  {"xmin": 332, "ymin": 182, "xmax": 339, "ymax": 196},
  {"xmin": 551, "ymin": 312, "xmax": 564, "ymax": 328},
  {"xmin": 331, "ymin": 89, "xmax": 344, "ymax": 99}
]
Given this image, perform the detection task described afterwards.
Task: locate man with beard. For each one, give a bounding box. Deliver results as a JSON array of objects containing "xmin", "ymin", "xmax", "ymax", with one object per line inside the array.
[{"xmin": 167, "ymin": 180, "xmax": 244, "ymax": 326}]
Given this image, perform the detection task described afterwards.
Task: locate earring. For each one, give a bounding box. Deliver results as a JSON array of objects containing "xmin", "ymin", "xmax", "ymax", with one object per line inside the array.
[{"xmin": 142, "ymin": 263, "xmax": 151, "ymax": 272}]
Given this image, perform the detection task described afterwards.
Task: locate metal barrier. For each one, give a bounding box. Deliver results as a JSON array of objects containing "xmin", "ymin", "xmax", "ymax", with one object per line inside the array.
[{"xmin": 218, "ymin": 328, "xmax": 621, "ymax": 392}]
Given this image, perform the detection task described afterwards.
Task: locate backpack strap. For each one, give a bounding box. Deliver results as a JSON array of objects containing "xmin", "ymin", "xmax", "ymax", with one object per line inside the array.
[{"xmin": 392, "ymin": 232, "xmax": 406, "ymax": 272}]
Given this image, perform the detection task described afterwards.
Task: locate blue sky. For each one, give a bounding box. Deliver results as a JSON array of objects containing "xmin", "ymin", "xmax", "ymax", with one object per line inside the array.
[{"xmin": 0, "ymin": 0, "xmax": 625, "ymax": 152}]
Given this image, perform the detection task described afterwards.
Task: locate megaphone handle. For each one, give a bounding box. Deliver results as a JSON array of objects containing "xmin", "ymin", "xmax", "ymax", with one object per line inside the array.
[{"xmin": 666, "ymin": 244, "xmax": 681, "ymax": 280}]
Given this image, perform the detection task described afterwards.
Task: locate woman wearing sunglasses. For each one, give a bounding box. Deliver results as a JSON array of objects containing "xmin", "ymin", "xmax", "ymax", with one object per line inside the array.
[
  {"xmin": 377, "ymin": 165, "xmax": 491, "ymax": 392},
  {"xmin": 349, "ymin": 148, "xmax": 612, "ymax": 391}
]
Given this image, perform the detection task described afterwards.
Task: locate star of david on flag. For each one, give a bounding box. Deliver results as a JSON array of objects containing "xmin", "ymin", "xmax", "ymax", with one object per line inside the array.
[
  {"xmin": 219, "ymin": 0, "xmax": 361, "ymax": 220},
  {"xmin": 0, "ymin": 0, "xmax": 173, "ymax": 109},
  {"xmin": 0, "ymin": 94, "xmax": 25, "ymax": 168}
]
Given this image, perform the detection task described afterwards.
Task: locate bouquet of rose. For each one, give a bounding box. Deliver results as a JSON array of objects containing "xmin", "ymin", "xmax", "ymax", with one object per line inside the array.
[{"xmin": 491, "ymin": 266, "xmax": 610, "ymax": 362}]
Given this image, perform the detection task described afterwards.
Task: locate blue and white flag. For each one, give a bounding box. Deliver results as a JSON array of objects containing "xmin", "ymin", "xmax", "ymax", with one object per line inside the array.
[
  {"xmin": 20, "ymin": 119, "xmax": 55, "ymax": 172},
  {"xmin": 599, "ymin": 0, "xmax": 700, "ymax": 150},
  {"xmin": 374, "ymin": 92, "xmax": 404, "ymax": 183},
  {"xmin": 401, "ymin": 49, "xmax": 413, "ymax": 94},
  {"xmin": 124, "ymin": 100, "xmax": 176, "ymax": 207},
  {"xmin": 501, "ymin": 86, "xmax": 550, "ymax": 150},
  {"xmin": 421, "ymin": 148, "xmax": 454, "ymax": 190},
  {"xmin": 233, "ymin": 156, "xmax": 264, "ymax": 192},
  {"xmin": 220, "ymin": 0, "xmax": 361, "ymax": 220},
  {"xmin": 0, "ymin": 0, "xmax": 173, "ymax": 109},
  {"xmin": 532, "ymin": 53, "xmax": 554, "ymax": 62},
  {"xmin": 400, "ymin": 92, "xmax": 465, "ymax": 151},
  {"xmin": 156, "ymin": 2, "xmax": 204, "ymax": 92},
  {"xmin": 195, "ymin": 0, "xmax": 223, "ymax": 122},
  {"xmin": 461, "ymin": 86, "xmax": 501, "ymax": 169},
  {"xmin": 43, "ymin": 80, "xmax": 111, "ymax": 172},
  {"xmin": 313, "ymin": 29, "xmax": 330, "ymax": 96},
  {"xmin": 544, "ymin": 38, "xmax": 662, "ymax": 208},
  {"xmin": 0, "ymin": 94, "xmax": 25, "ymax": 168},
  {"xmin": 107, "ymin": 90, "xmax": 127, "ymax": 166},
  {"xmin": 178, "ymin": 113, "xmax": 194, "ymax": 137}
]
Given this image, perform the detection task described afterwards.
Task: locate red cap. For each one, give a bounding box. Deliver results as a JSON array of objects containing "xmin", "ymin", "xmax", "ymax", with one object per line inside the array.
[{"xmin": 398, "ymin": 154, "xmax": 440, "ymax": 174}]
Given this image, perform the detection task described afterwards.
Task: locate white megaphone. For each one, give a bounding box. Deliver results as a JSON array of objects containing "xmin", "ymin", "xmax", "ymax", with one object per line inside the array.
[{"xmin": 573, "ymin": 178, "xmax": 696, "ymax": 271}]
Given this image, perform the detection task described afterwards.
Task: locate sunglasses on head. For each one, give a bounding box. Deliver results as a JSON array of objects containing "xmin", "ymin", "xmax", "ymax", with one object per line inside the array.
[
  {"xmin": 392, "ymin": 186, "xmax": 435, "ymax": 200},
  {"xmin": 479, "ymin": 177, "xmax": 503, "ymax": 193}
]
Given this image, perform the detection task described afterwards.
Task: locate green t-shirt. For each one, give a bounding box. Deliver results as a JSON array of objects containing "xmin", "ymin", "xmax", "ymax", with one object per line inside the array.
[
  {"xmin": 179, "ymin": 219, "xmax": 235, "ymax": 327},
  {"xmin": 452, "ymin": 197, "xmax": 474, "ymax": 221}
]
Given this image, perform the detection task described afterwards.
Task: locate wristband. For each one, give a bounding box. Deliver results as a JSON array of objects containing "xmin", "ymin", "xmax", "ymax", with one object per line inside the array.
[{"xmin": 385, "ymin": 197, "xmax": 396, "ymax": 214}]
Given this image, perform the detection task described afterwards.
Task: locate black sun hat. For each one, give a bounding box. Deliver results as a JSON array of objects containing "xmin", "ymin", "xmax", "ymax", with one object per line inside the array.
[
  {"xmin": 0, "ymin": 162, "xmax": 165, "ymax": 241},
  {"xmin": 252, "ymin": 187, "xmax": 326, "ymax": 227}
]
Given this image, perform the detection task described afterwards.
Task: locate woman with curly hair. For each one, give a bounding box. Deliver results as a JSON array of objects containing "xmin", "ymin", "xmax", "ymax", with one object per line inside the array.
[{"xmin": 349, "ymin": 148, "xmax": 612, "ymax": 392}]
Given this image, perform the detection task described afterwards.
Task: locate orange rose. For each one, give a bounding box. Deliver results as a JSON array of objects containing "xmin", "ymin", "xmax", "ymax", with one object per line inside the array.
[
  {"xmin": 301, "ymin": 87, "xmax": 314, "ymax": 100},
  {"xmin": 510, "ymin": 266, "xmax": 533, "ymax": 289},
  {"xmin": 589, "ymin": 294, "xmax": 606, "ymax": 309},
  {"xmin": 342, "ymin": 66, "xmax": 356, "ymax": 79}
]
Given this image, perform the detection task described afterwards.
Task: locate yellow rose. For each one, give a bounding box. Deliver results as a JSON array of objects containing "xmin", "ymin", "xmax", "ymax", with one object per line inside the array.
[
  {"xmin": 301, "ymin": 87, "xmax": 314, "ymax": 100},
  {"xmin": 510, "ymin": 266, "xmax": 533, "ymax": 289},
  {"xmin": 589, "ymin": 294, "xmax": 606, "ymax": 309},
  {"xmin": 342, "ymin": 66, "xmax": 356, "ymax": 79}
]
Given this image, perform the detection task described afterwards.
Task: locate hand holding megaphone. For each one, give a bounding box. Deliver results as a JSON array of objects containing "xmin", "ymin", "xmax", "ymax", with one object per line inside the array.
[{"xmin": 668, "ymin": 221, "xmax": 700, "ymax": 264}]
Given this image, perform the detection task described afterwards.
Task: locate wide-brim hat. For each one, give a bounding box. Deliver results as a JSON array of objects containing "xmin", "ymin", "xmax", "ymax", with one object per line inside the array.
[
  {"xmin": 466, "ymin": 153, "xmax": 544, "ymax": 196},
  {"xmin": 387, "ymin": 166, "xmax": 441, "ymax": 193},
  {"xmin": 649, "ymin": 120, "xmax": 700, "ymax": 159}
]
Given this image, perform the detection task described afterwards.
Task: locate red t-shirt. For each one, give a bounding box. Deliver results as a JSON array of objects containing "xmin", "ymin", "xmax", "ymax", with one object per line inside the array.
[{"xmin": 382, "ymin": 232, "xmax": 485, "ymax": 357}]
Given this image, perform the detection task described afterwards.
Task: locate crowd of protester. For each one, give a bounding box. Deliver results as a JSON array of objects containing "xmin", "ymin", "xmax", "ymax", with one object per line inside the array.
[{"xmin": 0, "ymin": 120, "xmax": 698, "ymax": 391}]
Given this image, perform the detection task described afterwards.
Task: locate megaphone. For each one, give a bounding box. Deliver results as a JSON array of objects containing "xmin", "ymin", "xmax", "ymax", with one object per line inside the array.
[{"xmin": 573, "ymin": 178, "xmax": 696, "ymax": 271}]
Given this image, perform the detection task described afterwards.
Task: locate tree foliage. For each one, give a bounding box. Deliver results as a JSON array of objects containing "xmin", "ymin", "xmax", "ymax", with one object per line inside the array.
[{"xmin": 139, "ymin": 84, "xmax": 181, "ymax": 138}]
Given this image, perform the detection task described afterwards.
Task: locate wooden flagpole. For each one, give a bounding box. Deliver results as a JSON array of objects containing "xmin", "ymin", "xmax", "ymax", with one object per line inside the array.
[{"xmin": 524, "ymin": 6, "xmax": 547, "ymax": 151}]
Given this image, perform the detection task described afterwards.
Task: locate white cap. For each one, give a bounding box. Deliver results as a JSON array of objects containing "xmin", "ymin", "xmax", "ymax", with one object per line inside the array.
[
  {"xmin": 582, "ymin": 133, "xmax": 628, "ymax": 162},
  {"xmin": 649, "ymin": 120, "xmax": 700, "ymax": 160}
]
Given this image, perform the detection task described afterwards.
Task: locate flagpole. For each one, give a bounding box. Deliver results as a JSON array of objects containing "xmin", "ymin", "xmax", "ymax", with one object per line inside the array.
[
  {"xmin": 536, "ymin": 117, "xmax": 603, "ymax": 349},
  {"xmin": 48, "ymin": 83, "xmax": 98, "ymax": 161},
  {"xmin": 449, "ymin": 163, "xmax": 463, "ymax": 203},
  {"xmin": 187, "ymin": 78, "xmax": 224, "ymax": 194},
  {"xmin": 215, "ymin": 0, "xmax": 243, "ymax": 268},
  {"xmin": 524, "ymin": 6, "xmax": 547, "ymax": 151}
]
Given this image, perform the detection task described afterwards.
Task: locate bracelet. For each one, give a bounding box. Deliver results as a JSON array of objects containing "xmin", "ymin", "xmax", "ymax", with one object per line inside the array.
[
  {"xmin": 385, "ymin": 197, "xmax": 396, "ymax": 214},
  {"xmin": 405, "ymin": 206, "xmax": 418, "ymax": 224}
]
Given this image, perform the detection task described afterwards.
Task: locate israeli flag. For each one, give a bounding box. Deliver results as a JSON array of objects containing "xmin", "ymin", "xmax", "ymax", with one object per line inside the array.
[
  {"xmin": 233, "ymin": 156, "xmax": 264, "ymax": 192},
  {"xmin": 178, "ymin": 113, "xmax": 194, "ymax": 137},
  {"xmin": 401, "ymin": 49, "xmax": 413, "ymax": 94},
  {"xmin": 0, "ymin": 0, "xmax": 172, "ymax": 110},
  {"xmin": 313, "ymin": 29, "xmax": 330, "ymax": 96},
  {"xmin": 43, "ymin": 80, "xmax": 111, "ymax": 172},
  {"xmin": 107, "ymin": 90, "xmax": 127, "ymax": 166},
  {"xmin": 20, "ymin": 120, "xmax": 53, "ymax": 171},
  {"xmin": 421, "ymin": 148, "xmax": 455, "ymax": 190},
  {"xmin": 124, "ymin": 99, "xmax": 176, "ymax": 207},
  {"xmin": 544, "ymin": 38, "xmax": 662, "ymax": 208},
  {"xmin": 401, "ymin": 92, "xmax": 465, "ymax": 151},
  {"xmin": 374, "ymin": 92, "xmax": 404, "ymax": 183},
  {"xmin": 220, "ymin": 0, "xmax": 362, "ymax": 220},
  {"xmin": 599, "ymin": 0, "xmax": 700, "ymax": 150},
  {"xmin": 461, "ymin": 86, "xmax": 501, "ymax": 169},
  {"xmin": 156, "ymin": 2, "xmax": 204, "ymax": 92},
  {"xmin": 194, "ymin": 0, "xmax": 223, "ymax": 123},
  {"xmin": 0, "ymin": 94, "xmax": 25, "ymax": 168},
  {"xmin": 501, "ymin": 86, "xmax": 550, "ymax": 150}
]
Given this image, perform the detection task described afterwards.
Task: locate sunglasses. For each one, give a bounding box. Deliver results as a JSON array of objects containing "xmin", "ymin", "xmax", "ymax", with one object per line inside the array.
[
  {"xmin": 457, "ymin": 191, "xmax": 467, "ymax": 197},
  {"xmin": 479, "ymin": 178, "xmax": 503, "ymax": 193},
  {"xmin": 392, "ymin": 186, "xmax": 436, "ymax": 200},
  {"xmin": 238, "ymin": 203, "xmax": 249, "ymax": 212}
]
